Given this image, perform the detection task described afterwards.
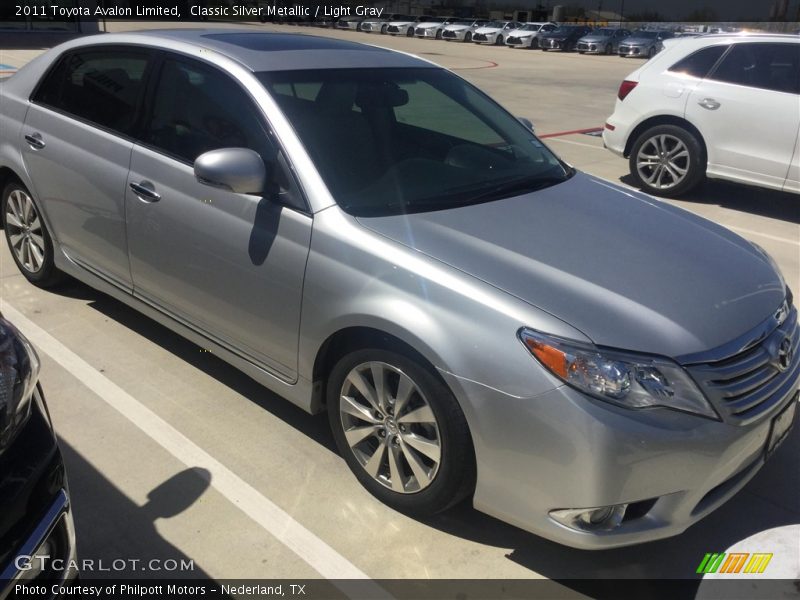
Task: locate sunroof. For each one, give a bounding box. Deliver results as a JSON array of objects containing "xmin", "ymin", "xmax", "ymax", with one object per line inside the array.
[{"xmin": 202, "ymin": 33, "xmax": 383, "ymax": 52}]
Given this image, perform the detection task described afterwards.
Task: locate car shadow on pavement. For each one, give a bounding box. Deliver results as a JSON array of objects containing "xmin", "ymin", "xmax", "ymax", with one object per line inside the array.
[
  {"xmin": 59, "ymin": 439, "xmax": 226, "ymax": 584},
  {"xmin": 620, "ymin": 175, "xmax": 800, "ymax": 225},
  {"xmin": 82, "ymin": 287, "xmax": 339, "ymax": 455}
]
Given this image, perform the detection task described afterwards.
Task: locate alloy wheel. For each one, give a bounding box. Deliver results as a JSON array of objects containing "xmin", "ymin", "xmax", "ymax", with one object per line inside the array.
[
  {"xmin": 338, "ymin": 361, "xmax": 441, "ymax": 493},
  {"xmin": 4, "ymin": 188, "xmax": 45, "ymax": 273},
  {"xmin": 635, "ymin": 134, "xmax": 690, "ymax": 190}
]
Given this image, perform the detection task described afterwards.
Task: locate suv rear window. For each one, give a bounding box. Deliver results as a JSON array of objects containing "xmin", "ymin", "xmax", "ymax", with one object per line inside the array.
[
  {"xmin": 668, "ymin": 45, "xmax": 728, "ymax": 78},
  {"xmin": 709, "ymin": 42, "xmax": 800, "ymax": 94}
]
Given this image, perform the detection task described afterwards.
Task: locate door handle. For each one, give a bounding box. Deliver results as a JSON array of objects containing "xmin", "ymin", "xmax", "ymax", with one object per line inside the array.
[
  {"xmin": 24, "ymin": 133, "xmax": 46, "ymax": 150},
  {"xmin": 698, "ymin": 98, "xmax": 721, "ymax": 110},
  {"xmin": 129, "ymin": 181, "xmax": 161, "ymax": 202}
]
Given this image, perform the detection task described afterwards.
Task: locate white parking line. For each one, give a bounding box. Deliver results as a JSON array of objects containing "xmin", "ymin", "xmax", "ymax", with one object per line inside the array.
[
  {"xmin": 724, "ymin": 226, "xmax": 800, "ymax": 247},
  {"xmin": 1, "ymin": 303, "xmax": 390, "ymax": 593}
]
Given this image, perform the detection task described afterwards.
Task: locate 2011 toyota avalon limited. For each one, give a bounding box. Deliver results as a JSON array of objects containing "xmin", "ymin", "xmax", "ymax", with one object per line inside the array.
[
  {"xmin": 0, "ymin": 30, "xmax": 797, "ymax": 549},
  {"xmin": 0, "ymin": 316, "xmax": 77, "ymax": 594}
]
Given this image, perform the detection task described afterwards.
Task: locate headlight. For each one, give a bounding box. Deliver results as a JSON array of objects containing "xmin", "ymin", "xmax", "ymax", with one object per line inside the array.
[
  {"xmin": 519, "ymin": 328, "xmax": 719, "ymax": 419},
  {"xmin": 0, "ymin": 318, "xmax": 42, "ymax": 446}
]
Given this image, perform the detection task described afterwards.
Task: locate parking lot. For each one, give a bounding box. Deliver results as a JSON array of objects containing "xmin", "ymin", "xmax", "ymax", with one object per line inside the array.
[{"xmin": 1, "ymin": 19, "xmax": 798, "ymax": 588}]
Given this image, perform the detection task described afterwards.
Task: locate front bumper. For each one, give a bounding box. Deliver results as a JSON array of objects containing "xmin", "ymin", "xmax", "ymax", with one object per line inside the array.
[
  {"xmin": 441, "ymin": 30, "xmax": 467, "ymax": 41},
  {"xmin": 472, "ymin": 33, "xmax": 499, "ymax": 44},
  {"xmin": 415, "ymin": 27, "xmax": 439, "ymax": 38},
  {"xmin": 1, "ymin": 491, "xmax": 77, "ymax": 596},
  {"xmin": 441, "ymin": 370, "xmax": 798, "ymax": 549},
  {"xmin": 577, "ymin": 41, "xmax": 608, "ymax": 53},
  {"xmin": 619, "ymin": 45, "xmax": 647, "ymax": 56},
  {"xmin": 542, "ymin": 38, "xmax": 568, "ymax": 50}
]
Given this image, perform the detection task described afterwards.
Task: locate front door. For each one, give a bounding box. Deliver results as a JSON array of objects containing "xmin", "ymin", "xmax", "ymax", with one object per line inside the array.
[{"xmin": 125, "ymin": 54, "xmax": 311, "ymax": 380}]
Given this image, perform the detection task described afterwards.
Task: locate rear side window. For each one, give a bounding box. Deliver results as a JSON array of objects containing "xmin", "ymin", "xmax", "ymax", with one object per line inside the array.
[
  {"xmin": 668, "ymin": 45, "xmax": 728, "ymax": 78},
  {"xmin": 708, "ymin": 43, "xmax": 800, "ymax": 94},
  {"xmin": 33, "ymin": 48, "xmax": 149, "ymax": 135},
  {"xmin": 141, "ymin": 57, "xmax": 275, "ymax": 164}
]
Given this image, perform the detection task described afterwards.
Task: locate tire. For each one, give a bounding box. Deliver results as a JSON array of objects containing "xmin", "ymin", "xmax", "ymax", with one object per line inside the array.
[
  {"xmin": 530, "ymin": 37, "xmax": 538, "ymax": 49},
  {"xmin": 464, "ymin": 32, "xmax": 472, "ymax": 43},
  {"xmin": 495, "ymin": 35, "xmax": 503, "ymax": 46},
  {"xmin": 605, "ymin": 44, "xmax": 612, "ymax": 54},
  {"xmin": 327, "ymin": 349, "xmax": 475, "ymax": 516},
  {"xmin": 435, "ymin": 29, "xmax": 442, "ymax": 40},
  {"xmin": 381, "ymin": 24, "xmax": 387, "ymax": 34},
  {"xmin": 406, "ymin": 27, "xmax": 414, "ymax": 37},
  {"xmin": 2, "ymin": 182, "xmax": 65, "ymax": 287},
  {"xmin": 628, "ymin": 125, "xmax": 705, "ymax": 197},
  {"xmin": 648, "ymin": 46, "xmax": 656, "ymax": 58}
]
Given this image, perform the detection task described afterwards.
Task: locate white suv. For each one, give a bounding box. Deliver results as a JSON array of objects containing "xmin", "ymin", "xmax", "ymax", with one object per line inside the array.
[{"xmin": 603, "ymin": 34, "xmax": 800, "ymax": 197}]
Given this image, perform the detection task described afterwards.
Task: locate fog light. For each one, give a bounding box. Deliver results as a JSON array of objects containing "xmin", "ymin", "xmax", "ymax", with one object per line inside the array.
[{"xmin": 550, "ymin": 504, "xmax": 628, "ymax": 532}]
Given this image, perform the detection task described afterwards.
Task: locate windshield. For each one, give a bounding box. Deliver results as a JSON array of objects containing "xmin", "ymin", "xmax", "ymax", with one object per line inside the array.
[
  {"xmin": 453, "ymin": 20, "xmax": 472, "ymax": 25},
  {"xmin": 593, "ymin": 28, "xmax": 617, "ymax": 35},
  {"xmin": 520, "ymin": 24, "xmax": 542, "ymax": 31},
  {"xmin": 258, "ymin": 68, "xmax": 571, "ymax": 217},
  {"xmin": 425, "ymin": 17, "xmax": 447, "ymax": 23},
  {"xmin": 485, "ymin": 21, "xmax": 505, "ymax": 28},
  {"xmin": 632, "ymin": 30, "xmax": 658, "ymax": 38},
  {"xmin": 553, "ymin": 26, "xmax": 581, "ymax": 33}
]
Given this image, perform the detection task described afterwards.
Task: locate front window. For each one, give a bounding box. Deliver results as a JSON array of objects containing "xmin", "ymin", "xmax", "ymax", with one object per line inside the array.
[
  {"xmin": 258, "ymin": 68, "xmax": 570, "ymax": 217},
  {"xmin": 520, "ymin": 24, "xmax": 542, "ymax": 31}
]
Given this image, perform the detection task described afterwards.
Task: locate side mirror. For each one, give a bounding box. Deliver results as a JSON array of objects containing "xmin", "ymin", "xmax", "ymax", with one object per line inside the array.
[
  {"xmin": 194, "ymin": 148, "xmax": 267, "ymax": 195},
  {"xmin": 518, "ymin": 117, "xmax": 535, "ymax": 132}
]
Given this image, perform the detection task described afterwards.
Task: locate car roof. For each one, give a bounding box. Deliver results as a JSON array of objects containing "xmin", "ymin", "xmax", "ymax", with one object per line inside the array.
[{"xmin": 66, "ymin": 29, "xmax": 433, "ymax": 72}]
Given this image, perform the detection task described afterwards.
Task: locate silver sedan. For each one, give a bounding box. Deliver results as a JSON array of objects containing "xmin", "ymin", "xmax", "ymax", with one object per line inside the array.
[{"xmin": 0, "ymin": 30, "xmax": 796, "ymax": 549}]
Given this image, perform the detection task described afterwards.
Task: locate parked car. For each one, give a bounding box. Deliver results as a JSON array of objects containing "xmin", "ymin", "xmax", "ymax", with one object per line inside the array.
[
  {"xmin": 414, "ymin": 16, "xmax": 457, "ymax": 40},
  {"xmin": 604, "ymin": 34, "xmax": 800, "ymax": 196},
  {"xmin": 336, "ymin": 16, "xmax": 364, "ymax": 31},
  {"xmin": 0, "ymin": 315, "xmax": 77, "ymax": 590},
  {"xmin": 576, "ymin": 27, "xmax": 631, "ymax": 54},
  {"xmin": 539, "ymin": 25, "xmax": 593, "ymax": 51},
  {"xmin": 441, "ymin": 19, "xmax": 489, "ymax": 42},
  {"xmin": 505, "ymin": 22, "xmax": 558, "ymax": 49},
  {"xmin": 471, "ymin": 21, "xmax": 523, "ymax": 45},
  {"xmin": 360, "ymin": 14, "xmax": 408, "ymax": 34},
  {"xmin": 618, "ymin": 29, "xmax": 675, "ymax": 58},
  {"xmin": 386, "ymin": 15, "xmax": 433, "ymax": 37},
  {"xmin": 2, "ymin": 30, "xmax": 798, "ymax": 550}
]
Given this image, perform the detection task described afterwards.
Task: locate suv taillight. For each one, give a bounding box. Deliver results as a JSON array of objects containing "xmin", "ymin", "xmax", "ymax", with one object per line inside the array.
[{"xmin": 617, "ymin": 80, "xmax": 638, "ymax": 101}]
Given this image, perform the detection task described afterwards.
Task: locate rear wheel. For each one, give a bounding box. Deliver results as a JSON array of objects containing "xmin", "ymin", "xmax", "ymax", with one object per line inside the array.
[
  {"xmin": 2, "ymin": 182, "xmax": 64, "ymax": 287},
  {"xmin": 328, "ymin": 349, "xmax": 475, "ymax": 515},
  {"xmin": 629, "ymin": 125, "xmax": 705, "ymax": 197}
]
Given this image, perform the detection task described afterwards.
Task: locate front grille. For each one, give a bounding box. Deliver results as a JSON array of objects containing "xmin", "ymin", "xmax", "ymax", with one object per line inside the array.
[
  {"xmin": 415, "ymin": 27, "xmax": 425, "ymax": 35},
  {"xmin": 361, "ymin": 23, "xmax": 373, "ymax": 31},
  {"xmin": 577, "ymin": 42, "xmax": 588, "ymax": 50},
  {"xmin": 685, "ymin": 308, "xmax": 800, "ymax": 425},
  {"xmin": 473, "ymin": 33, "xmax": 487, "ymax": 41},
  {"xmin": 619, "ymin": 45, "xmax": 630, "ymax": 52},
  {"xmin": 507, "ymin": 36, "xmax": 520, "ymax": 44},
  {"xmin": 387, "ymin": 25, "xmax": 399, "ymax": 33},
  {"xmin": 442, "ymin": 30, "xmax": 456, "ymax": 39}
]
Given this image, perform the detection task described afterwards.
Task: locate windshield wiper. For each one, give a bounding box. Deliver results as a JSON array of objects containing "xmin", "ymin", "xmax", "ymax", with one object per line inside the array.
[{"xmin": 444, "ymin": 174, "xmax": 569, "ymax": 207}]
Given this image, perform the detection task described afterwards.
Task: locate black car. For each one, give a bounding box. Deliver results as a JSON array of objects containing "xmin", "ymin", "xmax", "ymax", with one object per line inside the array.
[
  {"xmin": 538, "ymin": 25, "xmax": 593, "ymax": 51},
  {"xmin": 0, "ymin": 315, "xmax": 76, "ymax": 594}
]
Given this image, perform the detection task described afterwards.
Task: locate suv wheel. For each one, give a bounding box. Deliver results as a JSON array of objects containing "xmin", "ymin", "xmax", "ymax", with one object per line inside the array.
[
  {"xmin": 328, "ymin": 349, "xmax": 475, "ymax": 515},
  {"xmin": 629, "ymin": 125, "xmax": 705, "ymax": 197},
  {"xmin": 2, "ymin": 182, "xmax": 64, "ymax": 287}
]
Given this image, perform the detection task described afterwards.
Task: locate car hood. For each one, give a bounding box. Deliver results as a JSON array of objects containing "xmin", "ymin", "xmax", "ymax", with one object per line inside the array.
[
  {"xmin": 416, "ymin": 22, "xmax": 443, "ymax": 29},
  {"xmin": 541, "ymin": 31, "xmax": 570, "ymax": 38},
  {"xmin": 444, "ymin": 25, "xmax": 471, "ymax": 31},
  {"xmin": 355, "ymin": 172, "xmax": 784, "ymax": 358},
  {"xmin": 389, "ymin": 21, "xmax": 414, "ymax": 26},
  {"xmin": 475, "ymin": 27, "xmax": 503, "ymax": 34},
  {"xmin": 623, "ymin": 37, "xmax": 656, "ymax": 45},
  {"xmin": 580, "ymin": 34, "xmax": 612, "ymax": 42}
]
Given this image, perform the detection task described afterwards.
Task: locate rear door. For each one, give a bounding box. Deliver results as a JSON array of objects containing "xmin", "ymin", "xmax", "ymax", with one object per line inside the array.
[
  {"xmin": 125, "ymin": 54, "xmax": 311, "ymax": 380},
  {"xmin": 23, "ymin": 46, "xmax": 154, "ymax": 288},
  {"xmin": 685, "ymin": 42, "xmax": 800, "ymax": 190}
]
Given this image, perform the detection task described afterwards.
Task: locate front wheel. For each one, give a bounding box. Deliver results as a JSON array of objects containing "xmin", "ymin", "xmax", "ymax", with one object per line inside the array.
[
  {"xmin": 605, "ymin": 44, "xmax": 612, "ymax": 54},
  {"xmin": 530, "ymin": 37, "xmax": 539, "ymax": 49},
  {"xmin": 328, "ymin": 349, "xmax": 475, "ymax": 515},
  {"xmin": 406, "ymin": 27, "xmax": 414, "ymax": 37},
  {"xmin": 435, "ymin": 29, "xmax": 442, "ymax": 40},
  {"xmin": 648, "ymin": 46, "xmax": 656, "ymax": 58},
  {"xmin": 2, "ymin": 182, "xmax": 64, "ymax": 287},
  {"xmin": 380, "ymin": 24, "xmax": 387, "ymax": 34},
  {"xmin": 494, "ymin": 35, "xmax": 504, "ymax": 45},
  {"xmin": 464, "ymin": 32, "xmax": 472, "ymax": 42},
  {"xmin": 629, "ymin": 125, "xmax": 705, "ymax": 197}
]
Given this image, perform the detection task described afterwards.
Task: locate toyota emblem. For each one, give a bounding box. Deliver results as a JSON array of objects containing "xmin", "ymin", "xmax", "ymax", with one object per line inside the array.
[{"xmin": 777, "ymin": 337, "xmax": 794, "ymax": 372}]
